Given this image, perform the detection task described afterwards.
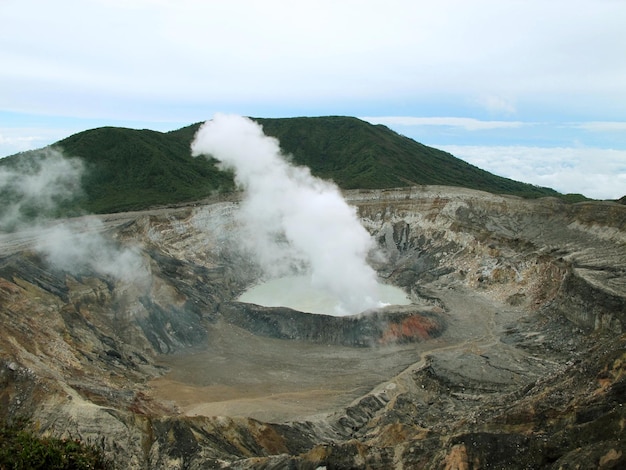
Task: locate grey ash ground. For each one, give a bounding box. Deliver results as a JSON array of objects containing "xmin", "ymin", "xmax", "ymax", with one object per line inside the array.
[{"xmin": 1, "ymin": 187, "xmax": 624, "ymax": 469}]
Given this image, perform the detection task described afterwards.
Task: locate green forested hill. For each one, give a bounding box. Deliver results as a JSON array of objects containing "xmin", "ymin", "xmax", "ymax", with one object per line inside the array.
[
  {"xmin": 56, "ymin": 126, "xmax": 234, "ymax": 213},
  {"xmin": 254, "ymin": 117, "xmax": 557, "ymax": 195},
  {"xmin": 1, "ymin": 116, "xmax": 562, "ymax": 214}
]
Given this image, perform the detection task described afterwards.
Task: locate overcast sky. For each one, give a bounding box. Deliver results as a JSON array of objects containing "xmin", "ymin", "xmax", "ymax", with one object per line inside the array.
[{"xmin": 1, "ymin": 0, "xmax": 625, "ymax": 199}]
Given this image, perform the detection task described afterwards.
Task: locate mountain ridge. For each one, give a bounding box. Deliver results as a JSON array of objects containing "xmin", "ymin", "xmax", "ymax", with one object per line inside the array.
[{"xmin": 1, "ymin": 116, "xmax": 570, "ymax": 215}]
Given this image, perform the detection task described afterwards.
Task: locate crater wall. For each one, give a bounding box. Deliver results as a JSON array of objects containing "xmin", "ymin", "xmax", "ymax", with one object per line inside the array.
[{"xmin": 0, "ymin": 187, "xmax": 624, "ymax": 469}]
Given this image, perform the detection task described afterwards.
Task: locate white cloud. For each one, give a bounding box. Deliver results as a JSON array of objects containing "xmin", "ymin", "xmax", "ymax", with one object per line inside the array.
[
  {"xmin": 0, "ymin": 127, "xmax": 77, "ymax": 157},
  {"xmin": 1, "ymin": 0, "xmax": 625, "ymax": 203},
  {"xmin": 362, "ymin": 116, "xmax": 526, "ymax": 131},
  {"xmin": 1, "ymin": 0, "xmax": 625, "ymax": 119},
  {"xmin": 440, "ymin": 145, "xmax": 626, "ymax": 200},
  {"xmin": 474, "ymin": 95, "xmax": 517, "ymax": 115},
  {"xmin": 574, "ymin": 122, "xmax": 626, "ymax": 132},
  {"xmin": 0, "ymin": 133, "xmax": 42, "ymax": 154}
]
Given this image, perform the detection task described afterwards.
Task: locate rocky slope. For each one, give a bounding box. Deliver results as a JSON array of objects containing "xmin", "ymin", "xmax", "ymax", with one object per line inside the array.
[{"xmin": 0, "ymin": 186, "xmax": 624, "ymax": 469}]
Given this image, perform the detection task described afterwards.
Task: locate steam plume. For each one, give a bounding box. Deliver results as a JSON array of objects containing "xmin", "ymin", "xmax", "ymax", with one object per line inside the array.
[
  {"xmin": 0, "ymin": 148, "xmax": 83, "ymax": 231},
  {"xmin": 0, "ymin": 147, "xmax": 148, "ymax": 285},
  {"xmin": 191, "ymin": 113, "xmax": 381, "ymax": 315},
  {"xmin": 34, "ymin": 220, "xmax": 148, "ymax": 286}
]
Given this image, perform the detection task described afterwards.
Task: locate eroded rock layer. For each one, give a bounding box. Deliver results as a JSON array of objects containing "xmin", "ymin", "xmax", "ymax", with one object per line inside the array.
[{"xmin": 0, "ymin": 186, "xmax": 624, "ymax": 469}]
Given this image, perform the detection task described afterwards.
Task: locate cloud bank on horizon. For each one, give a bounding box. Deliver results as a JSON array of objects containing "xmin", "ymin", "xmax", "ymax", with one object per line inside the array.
[
  {"xmin": 1, "ymin": 0, "xmax": 624, "ymax": 199},
  {"xmin": 362, "ymin": 117, "xmax": 626, "ymax": 199}
]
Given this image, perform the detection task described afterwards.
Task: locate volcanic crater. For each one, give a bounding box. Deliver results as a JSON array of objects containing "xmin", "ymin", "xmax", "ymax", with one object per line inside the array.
[{"xmin": 1, "ymin": 186, "xmax": 625, "ymax": 469}]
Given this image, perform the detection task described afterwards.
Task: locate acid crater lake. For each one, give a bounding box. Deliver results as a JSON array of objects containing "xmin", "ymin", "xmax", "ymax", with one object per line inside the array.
[{"xmin": 237, "ymin": 274, "xmax": 411, "ymax": 315}]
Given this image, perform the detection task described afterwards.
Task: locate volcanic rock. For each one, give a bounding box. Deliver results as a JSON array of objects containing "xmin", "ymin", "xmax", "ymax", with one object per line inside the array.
[{"xmin": 0, "ymin": 186, "xmax": 624, "ymax": 469}]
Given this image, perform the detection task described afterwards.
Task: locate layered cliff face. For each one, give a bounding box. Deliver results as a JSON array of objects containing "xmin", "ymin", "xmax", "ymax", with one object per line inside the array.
[{"xmin": 0, "ymin": 187, "xmax": 624, "ymax": 469}]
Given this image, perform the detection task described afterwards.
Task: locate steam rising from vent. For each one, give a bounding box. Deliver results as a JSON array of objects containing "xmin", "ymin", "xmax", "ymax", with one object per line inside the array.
[
  {"xmin": 191, "ymin": 114, "xmax": 382, "ymax": 315},
  {"xmin": 0, "ymin": 148, "xmax": 83, "ymax": 231},
  {"xmin": 35, "ymin": 220, "xmax": 148, "ymax": 285},
  {"xmin": 0, "ymin": 148, "xmax": 148, "ymax": 286}
]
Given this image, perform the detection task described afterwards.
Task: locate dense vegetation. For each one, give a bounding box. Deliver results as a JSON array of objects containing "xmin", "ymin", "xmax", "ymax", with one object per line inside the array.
[
  {"xmin": 1, "ymin": 116, "xmax": 566, "ymax": 215},
  {"xmin": 57, "ymin": 126, "xmax": 235, "ymax": 213},
  {"xmin": 255, "ymin": 117, "xmax": 559, "ymax": 196},
  {"xmin": 0, "ymin": 423, "xmax": 111, "ymax": 469}
]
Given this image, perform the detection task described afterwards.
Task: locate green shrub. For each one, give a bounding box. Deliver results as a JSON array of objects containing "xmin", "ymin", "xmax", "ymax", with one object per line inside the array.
[{"xmin": 0, "ymin": 424, "xmax": 112, "ymax": 470}]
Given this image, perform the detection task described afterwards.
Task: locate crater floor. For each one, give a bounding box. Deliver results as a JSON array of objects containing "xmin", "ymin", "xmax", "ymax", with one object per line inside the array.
[
  {"xmin": 150, "ymin": 321, "xmax": 421, "ymax": 422},
  {"xmin": 148, "ymin": 276, "xmax": 535, "ymax": 423}
]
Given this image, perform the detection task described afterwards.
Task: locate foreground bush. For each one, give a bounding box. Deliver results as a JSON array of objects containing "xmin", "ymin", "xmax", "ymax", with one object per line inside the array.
[{"xmin": 0, "ymin": 424, "xmax": 111, "ymax": 470}]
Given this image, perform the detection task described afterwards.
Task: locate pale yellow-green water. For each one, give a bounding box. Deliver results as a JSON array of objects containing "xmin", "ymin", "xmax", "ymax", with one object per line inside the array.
[{"xmin": 238, "ymin": 274, "xmax": 410, "ymax": 315}]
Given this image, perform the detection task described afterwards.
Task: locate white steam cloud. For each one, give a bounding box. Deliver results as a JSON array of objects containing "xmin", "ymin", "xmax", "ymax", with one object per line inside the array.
[
  {"xmin": 34, "ymin": 220, "xmax": 148, "ymax": 286},
  {"xmin": 0, "ymin": 148, "xmax": 83, "ymax": 231},
  {"xmin": 0, "ymin": 148, "xmax": 148, "ymax": 285},
  {"xmin": 191, "ymin": 113, "xmax": 382, "ymax": 315}
]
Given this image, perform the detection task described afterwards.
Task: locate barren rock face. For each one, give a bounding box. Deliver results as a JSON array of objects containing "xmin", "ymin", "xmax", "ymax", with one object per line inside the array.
[{"xmin": 0, "ymin": 186, "xmax": 625, "ymax": 469}]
